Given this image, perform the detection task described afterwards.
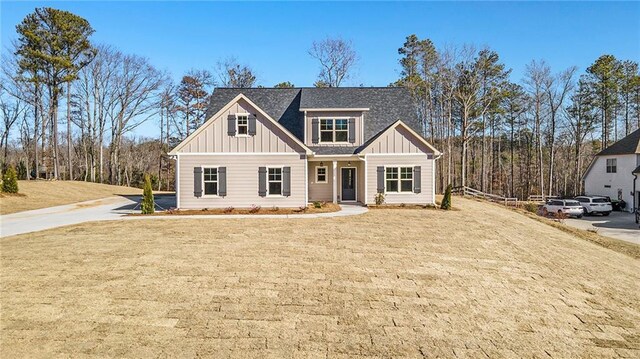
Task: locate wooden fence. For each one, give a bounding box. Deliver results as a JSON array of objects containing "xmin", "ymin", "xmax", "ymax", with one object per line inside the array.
[{"xmin": 451, "ymin": 186, "xmax": 519, "ymax": 207}]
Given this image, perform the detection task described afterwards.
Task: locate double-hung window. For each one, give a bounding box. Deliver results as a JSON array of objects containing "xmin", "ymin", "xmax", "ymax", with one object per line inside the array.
[
  {"xmin": 203, "ymin": 167, "xmax": 218, "ymax": 195},
  {"xmin": 316, "ymin": 166, "xmax": 327, "ymax": 183},
  {"xmin": 385, "ymin": 167, "xmax": 413, "ymax": 193},
  {"xmin": 606, "ymin": 158, "xmax": 617, "ymax": 173},
  {"xmin": 236, "ymin": 114, "xmax": 248, "ymax": 135},
  {"xmin": 268, "ymin": 168, "xmax": 282, "ymax": 195},
  {"xmin": 319, "ymin": 119, "xmax": 348, "ymax": 143}
]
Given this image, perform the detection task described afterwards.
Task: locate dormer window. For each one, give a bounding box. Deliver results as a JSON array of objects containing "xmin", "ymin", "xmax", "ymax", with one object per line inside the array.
[{"xmin": 320, "ymin": 118, "xmax": 348, "ymax": 143}]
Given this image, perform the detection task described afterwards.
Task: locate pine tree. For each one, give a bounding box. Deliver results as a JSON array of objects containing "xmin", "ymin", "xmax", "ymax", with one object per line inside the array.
[
  {"xmin": 141, "ymin": 174, "xmax": 154, "ymax": 214},
  {"xmin": 2, "ymin": 165, "xmax": 19, "ymax": 193},
  {"xmin": 440, "ymin": 184, "xmax": 452, "ymax": 210}
]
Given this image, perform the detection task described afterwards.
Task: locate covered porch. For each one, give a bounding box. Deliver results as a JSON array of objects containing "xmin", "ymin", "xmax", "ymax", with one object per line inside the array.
[{"xmin": 308, "ymin": 155, "xmax": 366, "ymax": 204}]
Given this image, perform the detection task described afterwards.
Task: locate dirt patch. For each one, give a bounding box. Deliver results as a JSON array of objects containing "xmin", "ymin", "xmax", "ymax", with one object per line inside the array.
[{"xmin": 132, "ymin": 203, "xmax": 341, "ymax": 216}]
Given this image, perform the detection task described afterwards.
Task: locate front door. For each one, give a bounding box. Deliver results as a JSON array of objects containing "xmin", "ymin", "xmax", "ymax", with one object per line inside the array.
[{"xmin": 341, "ymin": 168, "xmax": 356, "ymax": 201}]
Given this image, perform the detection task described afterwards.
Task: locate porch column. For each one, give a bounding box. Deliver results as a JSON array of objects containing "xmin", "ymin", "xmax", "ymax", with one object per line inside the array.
[{"xmin": 332, "ymin": 160, "xmax": 338, "ymax": 203}]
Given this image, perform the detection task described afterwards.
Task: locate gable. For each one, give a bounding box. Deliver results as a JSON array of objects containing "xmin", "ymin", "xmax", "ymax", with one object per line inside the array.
[
  {"xmin": 358, "ymin": 121, "xmax": 440, "ymax": 155},
  {"xmin": 170, "ymin": 96, "xmax": 308, "ymax": 155}
]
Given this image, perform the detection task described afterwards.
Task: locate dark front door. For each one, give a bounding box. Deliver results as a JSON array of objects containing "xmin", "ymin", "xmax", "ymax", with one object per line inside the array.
[{"xmin": 341, "ymin": 168, "xmax": 356, "ymax": 201}]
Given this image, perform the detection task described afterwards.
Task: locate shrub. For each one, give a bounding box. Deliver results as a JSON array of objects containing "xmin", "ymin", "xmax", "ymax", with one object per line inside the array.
[
  {"xmin": 2, "ymin": 165, "xmax": 19, "ymax": 193},
  {"xmin": 298, "ymin": 206, "xmax": 308, "ymax": 212},
  {"xmin": 313, "ymin": 201, "xmax": 322, "ymax": 209},
  {"xmin": 16, "ymin": 161, "xmax": 28, "ymax": 180},
  {"xmin": 140, "ymin": 173, "xmax": 154, "ymax": 214},
  {"xmin": 249, "ymin": 204, "xmax": 261, "ymax": 213},
  {"xmin": 555, "ymin": 211, "xmax": 567, "ymax": 223},
  {"xmin": 271, "ymin": 206, "xmax": 279, "ymax": 212},
  {"xmin": 523, "ymin": 202, "xmax": 539, "ymax": 213},
  {"xmin": 223, "ymin": 206, "xmax": 234, "ymax": 214},
  {"xmin": 374, "ymin": 192, "xmax": 385, "ymax": 205},
  {"xmin": 440, "ymin": 184, "xmax": 452, "ymax": 210}
]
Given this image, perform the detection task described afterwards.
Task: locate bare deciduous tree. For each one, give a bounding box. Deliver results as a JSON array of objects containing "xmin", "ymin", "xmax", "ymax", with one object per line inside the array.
[
  {"xmin": 308, "ymin": 37, "xmax": 358, "ymax": 87},
  {"xmin": 215, "ymin": 58, "xmax": 256, "ymax": 88}
]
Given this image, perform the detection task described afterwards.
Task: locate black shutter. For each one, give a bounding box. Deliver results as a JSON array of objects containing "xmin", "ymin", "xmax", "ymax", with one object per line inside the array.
[
  {"xmin": 248, "ymin": 115, "xmax": 257, "ymax": 136},
  {"xmin": 348, "ymin": 118, "xmax": 356, "ymax": 143},
  {"xmin": 193, "ymin": 167, "xmax": 203, "ymax": 198},
  {"xmin": 258, "ymin": 167, "xmax": 267, "ymax": 197},
  {"xmin": 282, "ymin": 167, "xmax": 291, "ymax": 196},
  {"xmin": 377, "ymin": 166, "xmax": 385, "ymax": 193},
  {"xmin": 227, "ymin": 114, "xmax": 236, "ymax": 136},
  {"xmin": 311, "ymin": 118, "xmax": 319, "ymax": 144},
  {"xmin": 218, "ymin": 167, "xmax": 227, "ymax": 196},
  {"xmin": 413, "ymin": 166, "xmax": 421, "ymax": 193}
]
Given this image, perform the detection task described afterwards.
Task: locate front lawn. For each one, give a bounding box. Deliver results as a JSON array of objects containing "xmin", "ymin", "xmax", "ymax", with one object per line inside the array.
[{"xmin": 1, "ymin": 197, "xmax": 638, "ymax": 357}]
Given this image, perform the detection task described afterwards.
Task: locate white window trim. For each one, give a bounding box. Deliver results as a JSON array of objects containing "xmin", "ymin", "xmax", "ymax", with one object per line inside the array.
[
  {"xmin": 266, "ymin": 166, "xmax": 284, "ymax": 197},
  {"xmin": 319, "ymin": 117, "xmax": 350, "ymax": 144},
  {"xmin": 201, "ymin": 165, "xmax": 221, "ymax": 198},
  {"xmin": 235, "ymin": 113, "xmax": 250, "ymax": 137},
  {"xmin": 316, "ymin": 166, "xmax": 328, "ymax": 183},
  {"xmin": 384, "ymin": 165, "xmax": 415, "ymax": 194},
  {"xmin": 606, "ymin": 158, "xmax": 617, "ymax": 173}
]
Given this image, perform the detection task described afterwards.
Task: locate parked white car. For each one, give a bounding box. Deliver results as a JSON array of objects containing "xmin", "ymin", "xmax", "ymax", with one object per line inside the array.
[
  {"xmin": 542, "ymin": 199, "xmax": 584, "ymax": 218},
  {"xmin": 574, "ymin": 196, "xmax": 613, "ymax": 216}
]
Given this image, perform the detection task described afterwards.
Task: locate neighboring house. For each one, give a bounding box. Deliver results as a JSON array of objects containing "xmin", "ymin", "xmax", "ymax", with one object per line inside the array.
[
  {"xmin": 583, "ymin": 128, "xmax": 640, "ymax": 212},
  {"xmin": 168, "ymin": 87, "xmax": 441, "ymax": 209}
]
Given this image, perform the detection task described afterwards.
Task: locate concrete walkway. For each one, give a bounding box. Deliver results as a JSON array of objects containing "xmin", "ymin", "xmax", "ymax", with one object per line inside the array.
[{"xmin": 0, "ymin": 196, "xmax": 368, "ymax": 238}]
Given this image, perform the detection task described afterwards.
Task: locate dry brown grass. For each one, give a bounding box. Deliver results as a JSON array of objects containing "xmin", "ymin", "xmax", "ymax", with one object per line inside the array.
[
  {"xmin": 135, "ymin": 203, "xmax": 341, "ymax": 216},
  {"xmin": 0, "ymin": 180, "xmax": 143, "ymax": 215},
  {"xmin": 2, "ymin": 197, "xmax": 639, "ymax": 357}
]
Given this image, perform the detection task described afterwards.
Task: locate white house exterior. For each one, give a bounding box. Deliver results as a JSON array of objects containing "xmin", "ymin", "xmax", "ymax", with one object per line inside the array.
[{"xmin": 583, "ymin": 129, "xmax": 640, "ymax": 212}]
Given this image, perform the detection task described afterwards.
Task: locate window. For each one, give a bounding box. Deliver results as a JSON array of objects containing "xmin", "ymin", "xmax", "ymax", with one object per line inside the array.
[
  {"xmin": 386, "ymin": 167, "xmax": 413, "ymax": 193},
  {"xmin": 316, "ymin": 166, "xmax": 327, "ymax": 183},
  {"xmin": 319, "ymin": 118, "xmax": 348, "ymax": 143},
  {"xmin": 236, "ymin": 114, "xmax": 248, "ymax": 135},
  {"xmin": 268, "ymin": 168, "xmax": 282, "ymax": 195},
  {"xmin": 203, "ymin": 167, "xmax": 218, "ymax": 195},
  {"xmin": 606, "ymin": 158, "xmax": 616, "ymax": 173}
]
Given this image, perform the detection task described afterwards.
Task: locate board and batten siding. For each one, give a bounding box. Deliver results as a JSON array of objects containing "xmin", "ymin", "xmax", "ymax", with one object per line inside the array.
[
  {"xmin": 178, "ymin": 154, "xmax": 306, "ymax": 208},
  {"xmin": 177, "ymin": 98, "xmax": 304, "ymax": 154},
  {"xmin": 304, "ymin": 111, "xmax": 364, "ymax": 147},
  {"xmin": 365, "ymin": 155, "xmax": 434, "ymax": 205},
  {"xmin": 360, "ymin": 125, "xmax": 431, "ymax": 154}
]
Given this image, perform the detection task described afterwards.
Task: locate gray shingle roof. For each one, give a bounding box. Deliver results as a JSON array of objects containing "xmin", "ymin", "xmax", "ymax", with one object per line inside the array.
[
  {"xmin": 596, "ymin": 128, "xmax": 640, "ymax": 156},
  {"xmin": 205, "ymin": 87, "xmax": 420, "ymax": 154},
  {"xmin": 308, "ymin": 146, "xmax": 359, "ymax": 155}
]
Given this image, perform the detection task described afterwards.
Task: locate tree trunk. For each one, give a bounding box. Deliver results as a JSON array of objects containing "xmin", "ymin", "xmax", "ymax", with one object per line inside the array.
[{"xmin": 67, "ymin": 82, "xmax": 73, "ymax": 180}]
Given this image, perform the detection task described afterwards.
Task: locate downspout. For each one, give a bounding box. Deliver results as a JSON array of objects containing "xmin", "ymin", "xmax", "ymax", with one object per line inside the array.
[{"xmin": 633, "ymin": 172, "xmax": 637, "ymax": 223}]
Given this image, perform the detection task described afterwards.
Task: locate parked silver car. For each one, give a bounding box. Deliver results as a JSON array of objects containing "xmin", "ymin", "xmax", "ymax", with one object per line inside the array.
[
  {"xmin": 542, "ymin": 199, "xmax": 584, "ymax": 218},
  {"xmin": 574, "ymin": 196, "xmax": 612, "ymax": 216}
]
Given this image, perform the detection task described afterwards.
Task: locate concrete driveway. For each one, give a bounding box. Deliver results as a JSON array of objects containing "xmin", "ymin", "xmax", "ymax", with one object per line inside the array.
[
  {"xmin": 1, "ymin": 195, "xmax": 368, "ymax": 237},
  {"xmin": 565, "ymin": 211, "xmax": 640, "ymax": 245}
]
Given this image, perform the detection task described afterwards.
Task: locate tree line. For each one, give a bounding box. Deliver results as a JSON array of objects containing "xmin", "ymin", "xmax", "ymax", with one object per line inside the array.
[{"xmin": 1, "ymin": 7, "xmax": 639, "ymax": 199}]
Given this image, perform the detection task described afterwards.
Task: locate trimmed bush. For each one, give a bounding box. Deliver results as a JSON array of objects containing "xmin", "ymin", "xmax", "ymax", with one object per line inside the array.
[
  {"xmin": 374, "ymin": 193, "xmax": 385, "ymax": 205},
  {"xmin": 2, "ymin": 165, "xmax": 19, "ymax": 193},
  {"xmin": 440, "ymin": 184, "xmax": 452, "ymax": 210},
  {"xmin": 141, "ymin": 173, "xmax": 154, "ymax": 214}
]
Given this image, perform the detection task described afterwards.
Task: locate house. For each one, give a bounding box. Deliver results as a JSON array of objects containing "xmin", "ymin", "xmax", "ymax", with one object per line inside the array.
[
  {"xmin": 583, "ymin": 128, "xmax": 640, "ymax": 212},
  {"xmin": 168, "ymin": 87, "xmax": 441, "ymax": 209}
]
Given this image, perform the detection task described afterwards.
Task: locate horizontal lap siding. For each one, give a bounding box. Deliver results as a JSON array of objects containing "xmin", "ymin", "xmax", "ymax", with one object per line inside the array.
[
  {"xmin": 179, "ymin": 154, "xmax": 306, "ymax": 208},
  {"xmin": 365, "ymin": 155, "xmax": 434, "ymax": 205},
  {"xmin": 308, "ymin": 163, "xmax": 333, "ymax": 202}
]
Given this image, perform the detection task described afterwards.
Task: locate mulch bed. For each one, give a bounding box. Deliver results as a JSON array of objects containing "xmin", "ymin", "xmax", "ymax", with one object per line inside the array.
[{"xmin": 132, "ymin": 203, "xmax": 341, "ymax": 216}]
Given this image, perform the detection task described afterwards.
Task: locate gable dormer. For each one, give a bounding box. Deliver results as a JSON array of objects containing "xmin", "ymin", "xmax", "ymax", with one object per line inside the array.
[{"xmin": 301, "ymin": 108, "xmax": 369, "ymax": 147}]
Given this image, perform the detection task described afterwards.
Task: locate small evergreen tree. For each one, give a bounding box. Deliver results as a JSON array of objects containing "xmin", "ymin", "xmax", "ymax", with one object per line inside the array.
[
  {"xmin": 141, "ymin": 173, "xmax": 154, "ymax": 214},
  {"xmin": 17, "ymin": 161, "xmax": 28, "ymax": 180},
  {"xmin": 440, "ymin": 184, "xmax": 452, "ymax": 210},
  {"xmin": 2, "ymin": 165, "xmax": 19, "ymax": 193}
]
